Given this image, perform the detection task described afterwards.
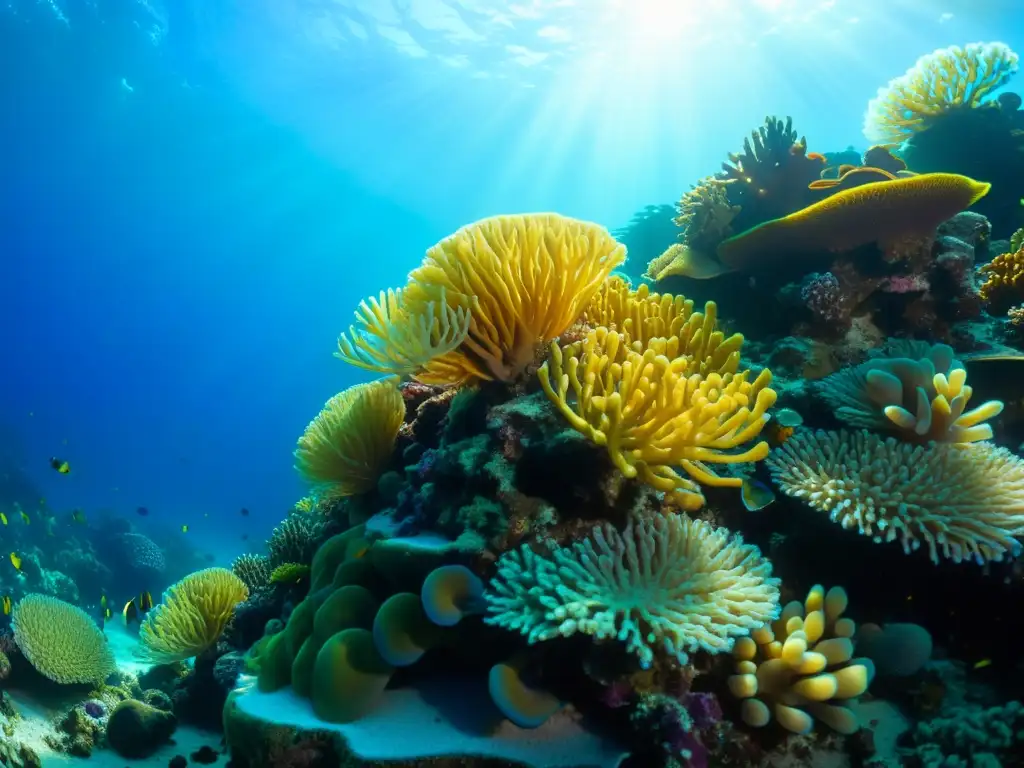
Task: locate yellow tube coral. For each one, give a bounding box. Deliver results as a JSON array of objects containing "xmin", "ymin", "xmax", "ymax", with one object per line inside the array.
[
  {"xmin": 404, "ymin": 213, "xmax": 626, "ymax": 385},
  {"xmin": 136, "ymin": 568, "xmax": 249, "ymax": 663},
  {"xmin": 538, "ymin": 326, "xmax": 776, "ymax": 510},
  {"xmin": 864, "ymin": 42, "xmax": 1019, "ymax": 144},
  {"xmin": 335, "ymin": 287, "xmax": 471, "ymax": 377},
  {"xmin": 294, "ymin": 377, "xmax": 405, "ymax": 497}
]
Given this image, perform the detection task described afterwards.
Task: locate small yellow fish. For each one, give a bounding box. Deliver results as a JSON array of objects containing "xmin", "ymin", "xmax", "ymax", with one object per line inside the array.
[
  {"xmin": 104, "ymin": 607, "xmax": 112, "ymax": 620},
  {"xmin": 974, "ymin": 659, "xmax": 992, "ymax": 670},
  {"xmin": 1, "ymin": 596, "xmax": 10, "ymax": 615},
  {"xmin": 122, "ymin": 598, "xmax": 139, "ymax": 625},
  {"xmin": 0, "ymin": 513, "xmax": 7, "ymax": 526},
  {"xmin": 181, "ymin": 524, "xmax": 188, "ymax": 533},
  {"xmin": 49, "ymin": 457, "xmax": 70, "ymax": 474},
  {"xmin": 18, "ymin": 510, "xmax": 29, "ymax": 525},
  {"xmin": 100, "ymin": 594, "xmax": 108, "ymax": 609},
  {"xmin": 10, "ymin": 553, "xmax": 21, "ymax": 570},
  {"xmin": 138, "ymin": 591, "xmax": 154, "ymax": 613},
  {"xmin": 71, "ymin": 509, "xmax": 87, "ymax": 525},
  {"xmin": 741, "ymin": 478, "xmax": 776, "ymax": 511}
]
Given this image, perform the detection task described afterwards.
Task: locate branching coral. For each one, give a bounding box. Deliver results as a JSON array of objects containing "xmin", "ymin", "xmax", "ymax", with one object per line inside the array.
[
  {"xmin": 12, "ymin": 595, "xmax": 116, "ymax": 684},
  {"xmin": 863, "ymin": 42, "xmax": 1019, "ymax": 144},
  {"xmin": 268, "ymin": 513, "xmax": 326, "ymax": 567},
  {"xmin": 979, "ymin": 244, "xmax": 1024, "ymax": 312},
  {"xmin": 335, "ymin": 287, "xmax": 471, "ymax": 377},
  {"xmin": 231, "ymin": 553, "xmax": 271, "ymax": 593},
  {"xmin": 137, "ymin": 568, "xmax": 249, "ymax": 663},
  {"xmin": 484, "ymin": 513, "xmax": 780, "ymax": 668},
  {"xmin": 403, "ymin": 213, "xmax": 626, "ymax": 385},
  {"xmin": 294, "ymin": 377, "xmax": 405, "ymax": 498},
  {"xmin": 766, "ymin": 429, "xmax": 1024, "ymax": 565},
  {"xmin": 539, "ymin": 326, "xmax": 776, "ymax": 510},
  {"xmin": 728, "ymin": 585, "xmax": 873, "ymax": 735},
  {"xmin": 673, "ymin": 177, "xmax": 739, "ymax": 251},
  {"xmin": 582, "ymin": 278, "xmax": 743, "ymax": 374},
  {"xmin": 815, "ymin": 341, "xmax": 1003, "ymax": 443}
]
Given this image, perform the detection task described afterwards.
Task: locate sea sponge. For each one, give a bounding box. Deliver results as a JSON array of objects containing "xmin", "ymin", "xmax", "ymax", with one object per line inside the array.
[
  {"xmin": 582, "ymin": 278, "xmax": 744, "ymax": 376},
  {"xmin": 372, "ymin": 592, "xmax": 443, "ymax": 667},
  {"xmin": 136, "ymin": 568, "xmax": 249, "ymax": 663},
  {"xmin": 815, "ymin": 341, "xmax": 1003, "ymax": 444},
  {"xmin": 335, "ymin": 286, "xmax": 471, "ymax": 377},
  {"xmin": 864, "ymin": 42, "xmax": 1019, "ymax": 144},
  {"xmin": 105, "ymin": 699, "xmax": 177, "ymax": 758},
  {"xmin": 403, "ymin": 213, "xmax": 626, "ymax": 385},
  {"xmin": 485, "ymin": 513, "xmax": 780, "ymax": 669},
  {"xmin": 12, "ymin": 595, "xmax": 115, "ymax": 684},
  {"xmin": 311, "ymin": 628, "xmax": 394, "ymax": 723},
  {"xmin": 294, "ymin": 378, "xmax": 405, "ymax": 498},
  {"xmin": 539, "ymin": 326, "xmax": 776, "ymax": 510},
  {"xmin": 421, "ymin": 565, "xmax": 484, "ymax": 627},
  {"xmin": 727, "ymin": 585, "xmax": 873, "ymax": 735},
  {"xmin": 979, "ymin": 245, "xmax": 1024, "ymax": 312},
  {"xmin": 716, "ymin": 173, "xmax": 990, "ymax": 271},
  {"xmin": 766, "ymin": 429, "xmax": 1024, "ymax": 565}
]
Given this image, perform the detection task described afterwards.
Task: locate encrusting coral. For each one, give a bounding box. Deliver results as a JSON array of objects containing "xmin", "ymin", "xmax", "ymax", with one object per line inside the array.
[
  {"xmin": 979, "ymin": 243, "xmax": 1024, "ymax": 312},
  {"xmin": 334, "ymin": 286, "xmax": 471, "ymax": 377},
  {"xmin": 815, "ymin": 341, "xmax": 1004, "ymax": 443},
  {"xmin": 11, "ymin": 594, "xmax": 116, "ymax": 684},
  {"xmin": 136, "ymin": 567, "xmax": 249, "ymax": 663},
  {"xmin": 484, "ymin": 513, "xmax": 781, "ymax": 669},
  {"xmin": 294, "ymin": 377, "xmax": 405, "ymax": 498},
  {"xmin": 863, "ymin": 41, "xmax": 1019, "ymax": 145},
  {"xmin": 403, "ymin": 213, "xmax": 626, "ymax": 385},
  {"xmin": 766, "ymin": 429, "xmax": 1024, "ymax": 565},
  {"xmin": 727, "ymin": 585, "xmax": 874, "ymax": 735},
  {"xmin": 539, "ymin": 325, "xmax": 776, "ymax": 510}
]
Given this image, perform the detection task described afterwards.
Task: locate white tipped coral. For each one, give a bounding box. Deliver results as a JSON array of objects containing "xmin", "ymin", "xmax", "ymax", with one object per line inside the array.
[
  {"xmin": 816, "ymin": 341, "xmax": 1003, "ymax": 444},
  {"xmin": 484, "ymin": 514, "xmax": 780, "ymax": 669},
  {"xmin": 728, "ymin": 585, "xmax": 874, "ymax": 735},
  {"xmin": 766, "ymin": 429, "xmax": 1024, "ymax": 565},
  {"xmin": 863, "ymin": 42, "xmax": 1019, "ymax": 144}
]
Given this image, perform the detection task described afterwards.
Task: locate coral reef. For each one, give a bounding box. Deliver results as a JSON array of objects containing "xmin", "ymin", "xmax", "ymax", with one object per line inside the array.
[{"xmin": 11, "ymin": 594, "xmax": 115, "ymax": 684}]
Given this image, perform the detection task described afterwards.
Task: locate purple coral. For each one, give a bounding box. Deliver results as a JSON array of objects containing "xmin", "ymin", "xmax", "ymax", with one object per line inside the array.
[
  {"xmin": 881, "ymin": 274, "xmax": 930, "ymax": 293},
  {"xmin": 800, "ymin": 272, "xmax": 843, "ymax": 321},
  {"xmin": 116, "ymin": 532, "xmax": 166, "ymax": 574}
]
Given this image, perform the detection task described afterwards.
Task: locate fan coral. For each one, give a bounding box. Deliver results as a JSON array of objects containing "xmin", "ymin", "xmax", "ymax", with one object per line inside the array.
[
  {"xmin": 12, "ymin": 594, "xmax": 115, "ymax": 684},
  {"xmin": 403, "ymin": 213, "xmax": 626, "ymax": 385},
  {"xmin": 979, "ymin": 244, "xmax": 1024, "ymax": 313},
  {"xmin": 716, "ymin": 173, "xmax": 990, "ymax": 272},
  {"xmin": 728, "ymin": 585, "xmax": 873, "ymax": 735},
  {"xmin": 766, "ymin": 429, "xmax": 1024, "ymax": 565},
  {"xmin": 294, "ymin": 377, "xmax": 405, "ymax": 498},
  {"xmin": 539, "ymin": 326, "xmax": 776, "ymax": 510},
  {"xmin": 116, "ymin": 532, "xmax": 166, "ymax": 574},
  {"xmin": 334, "ymin": 287, "xmax": 471, "ymax": 377},
  {"xmin": 231, "ymin": 553, "xmax": 271, "ymax": 592},
  {"xmin": 864, "ymin": 42, "xmax": 1019, "ymax": 144},
  {"xmin": 268, "ymin": 513, "xmax": 326, "ymax": 567},
  {"xmin": 485, "ymin": 514, "xmax": 780, "ymax": 669},
  {"xmin": 136, "ymin": 568, "xmax": 249, "ymax": 663},
  {"xmin": 815, "ymin": 341, "xmax": 1003, "ymax": 443},
  {"xmin": 583, "ymin": 278, "xmax": 744, "ymax": 375}
]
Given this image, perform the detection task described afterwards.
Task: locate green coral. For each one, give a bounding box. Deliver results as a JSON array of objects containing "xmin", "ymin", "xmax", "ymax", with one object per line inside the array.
[
  {"xmin": 270, "ymin": 562, "xmax": 311, "ymax": 586},
  {"xmin": 11, "ymin": 594, "xmax": 115, "ymax": 684}
]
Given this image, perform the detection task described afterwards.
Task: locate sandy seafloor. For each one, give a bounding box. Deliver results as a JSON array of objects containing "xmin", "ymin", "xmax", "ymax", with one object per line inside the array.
[{"xmin": 2, "ymin": 624, "xmax": 229, "ymax": 767}]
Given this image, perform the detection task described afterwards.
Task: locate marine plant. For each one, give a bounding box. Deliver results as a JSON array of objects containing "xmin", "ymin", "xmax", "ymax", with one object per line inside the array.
[
  {"xmin": 136, "ymin": 567, "xmax": 249, "ymax": 663},
  {"xmin": 484, "ymin": 513, "xmax": 780, "ymax": 669},
  {"xmin": 766, "ymin": 429, "xmax": 1024, "ymax": 565}
]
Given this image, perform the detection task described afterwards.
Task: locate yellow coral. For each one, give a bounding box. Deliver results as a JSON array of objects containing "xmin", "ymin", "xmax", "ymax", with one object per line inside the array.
[
  {"xmin": 294, "ymin": 377, "xmax": 405, "ymax": 497},
  {"xmin": 538, "ymin": 326, "xmax": 776, "ymax": 509},
  {"xmin": 864, "ymin": 42, "xmax": 1019, "ymax": 144},
  {"xmin": 403, "ymin": 214, "xmax": 626, "ymax": 385},
  {"xmin": 674, "ymin": 177, "xmax": 739, "ymax": 250},
  {"xmin": 270, "ymin": 562, "xmax": 311, "ymax": 585},
  {"xmin": 728, "ymin": 585, "xmax": 873, "ymax": 735},
  {"xmin": 584, "ymin": 279, "xmax": 743, "ymax": 377},
  {"xmin": 137, "ymin": 567, "xmax": 249, "ymax": 663},
  {"xmin": 335, "ymin": 287, "xmax": 470, "ymax": 377},
  {"xmin": 12, "ymin": 594, "xmax": 116, "ymax": 684},
  {"xmin": 979, "ymin": 245, "xmax": 1024, "ymax": 311}
]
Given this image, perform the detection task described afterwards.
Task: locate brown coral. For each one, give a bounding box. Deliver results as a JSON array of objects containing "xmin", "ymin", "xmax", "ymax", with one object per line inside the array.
[{"xmin": 979, "ymin": 245, "xmax": 1024, "ymax": 312}]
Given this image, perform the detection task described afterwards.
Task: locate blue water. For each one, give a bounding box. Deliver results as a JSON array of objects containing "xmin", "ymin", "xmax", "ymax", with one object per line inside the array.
[{"xmin": 1, "ymin": 0, "xmax": 1022, "ymax": 562}]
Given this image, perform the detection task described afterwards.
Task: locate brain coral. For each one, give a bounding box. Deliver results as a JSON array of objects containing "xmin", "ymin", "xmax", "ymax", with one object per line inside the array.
[
  {"xmin": 117, "ymin": 532, "xmax": 166, "ymax": 573},
  {"xmin": 136, "ymin": 567, "xmax": 249, "ymax": 663},
  {"xmin": 485, "ymin": 513, "xmax": 780, "ymax": 669},
  {"xmin": 12, "ymin": 594, "xmax": 116, "ymax": 684},
  {"xmin": 766, "ymin": 429, "xmax": 1024, "ymax": 565}
]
